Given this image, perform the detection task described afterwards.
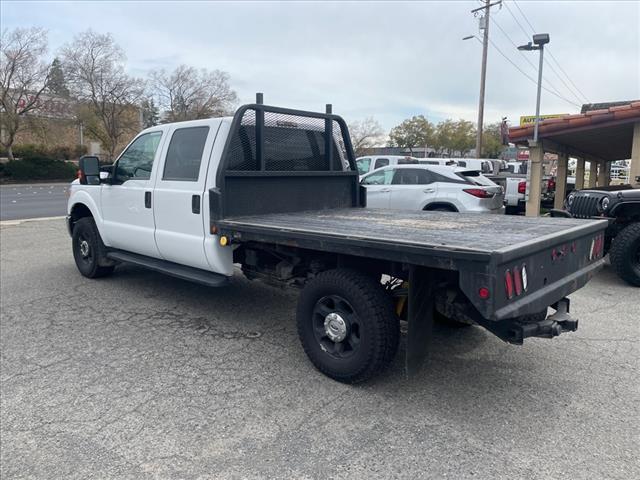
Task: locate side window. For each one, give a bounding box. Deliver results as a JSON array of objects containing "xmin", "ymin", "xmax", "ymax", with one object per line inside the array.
[
  {"xmin": 356, "ymin": 158, "xmax": 371, "ymax": 175},
  {"xmin": 114, "ymin": 132, "xmax": 162, "ymax": 183},
  {"xmin": 362, "ymin": 168, "xmax": 393, "ymax": 185},
  {"xmin": 392, "ymin": 169, "xmax": 432, "ymax": 185},
  {"xmin": 162, "ymin": 126, "xmax": 210, "ymax": 181},
  {"xmin": 457, "ymin": 160, "xmax": 467, "ymax": 167},
  {"xmin": 374, "ymin": 158, "xmax": 389, "ymax": 169}
]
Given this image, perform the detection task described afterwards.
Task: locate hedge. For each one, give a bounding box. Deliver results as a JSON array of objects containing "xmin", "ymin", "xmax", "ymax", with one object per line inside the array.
[
  {"xmin": 1, "ymin": 156, "xmax": 78, "ymax": 181},
  {"xmin": 1, "ymin": 143, "xmax": 88, "ymax": 161}
]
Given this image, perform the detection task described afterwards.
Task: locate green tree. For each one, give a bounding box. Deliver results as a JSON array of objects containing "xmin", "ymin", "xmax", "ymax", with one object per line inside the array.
[
  {"xmin": 481, "ymin": 122, "xmax": 506, "ymax": 158},
  {"xmin": 140, "ymin": 97, "xmax": 159, "ymax": 128},
  {"xmin": 450, "ymin": 119, "xmax": 476, "ymax": 157},
  {"xmin": 388, "ymin": 115, "xmax": 434, "ymax": 154},
  {"xmin": 47, "ymin": 57, "xmax": 69, "ymax": 97}
]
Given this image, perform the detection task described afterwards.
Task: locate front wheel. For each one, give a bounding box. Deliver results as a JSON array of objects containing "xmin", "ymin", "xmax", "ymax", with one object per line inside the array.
[
  {"xmin": 609, "ymin": 223, "xmax": 640, "ymax": 287},
  {"xmin": 72, "ymin": 217, "xmax": 115, "ymax": 278},
  {"xmin": 296, "ymin": 269, "xmax": 399, "ymax": 383}
]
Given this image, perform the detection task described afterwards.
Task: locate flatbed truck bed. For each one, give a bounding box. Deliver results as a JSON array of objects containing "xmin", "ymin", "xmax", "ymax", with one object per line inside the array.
[{"xmin": 218, "ymin": 208, "xmax": 605, "ymax": 264}]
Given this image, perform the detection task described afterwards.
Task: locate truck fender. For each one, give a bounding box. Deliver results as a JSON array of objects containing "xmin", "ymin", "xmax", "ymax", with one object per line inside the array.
[{"xmin": 68, "ymin": 191, "xmax": 109, "ymax": 244}]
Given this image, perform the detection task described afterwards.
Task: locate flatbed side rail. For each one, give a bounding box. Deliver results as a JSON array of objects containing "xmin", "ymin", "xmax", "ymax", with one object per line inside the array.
[{"xmin": 210, "ymin": 95, "xmax": 361, "ymax": 223}]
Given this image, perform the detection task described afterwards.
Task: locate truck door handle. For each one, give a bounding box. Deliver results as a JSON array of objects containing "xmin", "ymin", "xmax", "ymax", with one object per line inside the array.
[
  {"xmin": 380, "ymin": 188, "xmax": 391, "ymax": 192},
  {"xmin": 144, "ymin": 191, "xmax": 152, "ymax": 208},
  {"xmin": 192, "ymin": 195, "xmax": 201, "ymax": 214},
  {"xmin": 423, "ymin": 188, "xmax": 435, "ymax": 193}
]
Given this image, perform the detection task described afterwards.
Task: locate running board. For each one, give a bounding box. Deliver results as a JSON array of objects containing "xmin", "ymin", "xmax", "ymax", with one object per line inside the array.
[{"xmin": 106, "ymin": 250, "xmax": 230, "ymax": 287}]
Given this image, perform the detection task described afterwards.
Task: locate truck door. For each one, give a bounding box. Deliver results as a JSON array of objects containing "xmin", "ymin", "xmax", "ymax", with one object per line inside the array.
[
  {"xmin": 361, "ymin": 168, "xmax": 394, "ymax": 208},
  {"xmin": 101, "ymin": 131, "xmax": 164, "ymax": 257},
  {"xmin": 152, "ymin": 123, "xmax": 220, "ymax": 270},
  {"xmin": 389, "ymin": 168, "xmax": 437, "ymax": 210}
]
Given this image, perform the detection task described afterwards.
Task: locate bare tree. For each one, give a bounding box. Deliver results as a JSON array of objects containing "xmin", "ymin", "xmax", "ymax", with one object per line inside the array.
[
  {"xmin": 60, "ymin": 30, "xmax": 143, "ymax": 160},
  {"xmin": 0, "ymin": 27, "xmax": 51, "ymax": 160},
  {"xmin": 150, "ymin": 65, "xmax": 237, "ymax": 122},
  {"xmin": 348, "ymin": 117, "xmax": 384, "ymax": 156}
]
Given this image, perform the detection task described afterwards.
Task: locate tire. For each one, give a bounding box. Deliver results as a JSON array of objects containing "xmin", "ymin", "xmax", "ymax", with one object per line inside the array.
[
  {"xmin": 609, "ymin": 222, "xmax": 640, "ymax": 287},
  {"xmin": 505, "ymin": 206, "xmax": 519, "ymax": 215},
  {"xmin": 428, "ymin": 206, "xmax": 456, "ymax": 212},
  {"xmin": 72, "ymin": 217, "xmax": 115, "ymax": 278},
  {"xmin": 296, "ymin": 269, "xmax": 399, "ymax": 383}
]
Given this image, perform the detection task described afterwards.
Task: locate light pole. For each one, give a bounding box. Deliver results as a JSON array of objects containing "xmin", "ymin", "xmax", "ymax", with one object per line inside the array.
[{"xmin": 518, "ymin": 33, "xmax": 550, "ymax": 146}]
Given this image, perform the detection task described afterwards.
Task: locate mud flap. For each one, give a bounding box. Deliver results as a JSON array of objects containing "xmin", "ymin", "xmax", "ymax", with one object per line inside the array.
[{"xmin": 406, "ymin": 266, "xmax": 435, "ymax": 376}]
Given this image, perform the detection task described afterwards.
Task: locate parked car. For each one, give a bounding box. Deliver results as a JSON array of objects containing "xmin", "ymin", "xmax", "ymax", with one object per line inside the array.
[
  {"xmin": 67, "ymin": 98, "xmax": 606, "ymax": 383},
  {"xmin": 552, "ymin": 185, "xmax": 640, "ymax": 286},
  {"xmin": 356, "ymin": 155, "xmax": 419, "ymax": 176},
  {"xmin": 360, "ymin": 164, "xmax": 504, "ymax": 213}
]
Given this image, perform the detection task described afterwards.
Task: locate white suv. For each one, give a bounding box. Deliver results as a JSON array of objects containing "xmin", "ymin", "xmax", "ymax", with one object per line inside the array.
[{"xmin": 360, "ymin": 164, "xmax": 504, "ymax": 213}]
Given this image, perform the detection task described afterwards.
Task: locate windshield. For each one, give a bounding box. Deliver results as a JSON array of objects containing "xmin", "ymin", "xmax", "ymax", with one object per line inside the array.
[{"xmin": 356, "ymin": 158, "xmax": 371, "ymax": 175}]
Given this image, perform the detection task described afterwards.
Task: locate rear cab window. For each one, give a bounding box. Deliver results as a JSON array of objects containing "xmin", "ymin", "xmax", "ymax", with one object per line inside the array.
[
  {"xmin": 163, "ymin": 126, "xmax": 210, "ymax": 181},
  {"xmin": 374, "ymin": 158, "xmax": 390, "ymax": 169}
]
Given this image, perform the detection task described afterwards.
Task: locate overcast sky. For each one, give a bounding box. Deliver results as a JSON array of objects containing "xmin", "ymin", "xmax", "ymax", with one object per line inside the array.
[{"xmin": 2, "ymin": 0, "xmax": 639, "ymax": 131}]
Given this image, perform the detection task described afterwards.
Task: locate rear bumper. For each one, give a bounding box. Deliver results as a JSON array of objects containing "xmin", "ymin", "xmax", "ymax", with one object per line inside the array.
[{"xmin": 479, "ymin": 297, "xmax": 579, "ymax": 345}]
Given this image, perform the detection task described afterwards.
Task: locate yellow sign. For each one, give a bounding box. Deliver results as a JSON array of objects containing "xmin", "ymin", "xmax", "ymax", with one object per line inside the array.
[{"xmin": 519, "ymin": 114, "xmax": 567, "ymax": 126}]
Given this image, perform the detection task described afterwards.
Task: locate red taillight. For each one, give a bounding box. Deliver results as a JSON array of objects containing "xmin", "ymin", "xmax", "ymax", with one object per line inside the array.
[
  {"xmin": 513, "ymin": 266, "xmax": 523, "ymax": 296},
  {"xmin": 518, "ymin": 181, "xmax": 526, "ymax": 194},
  {"xmin": 463, "ymin": 188, "xmax": 494, "ymax": 198},
  {"xmin": 478, "ymin": 287, "xmax": 490, "ymax": 299},
  {"xmin": 590, "ymin": 234, "xmax": 605, "ymax": 260},
  {"xmin": 505, "ymin": 270, "xmax": 514, "ymax": 299}
]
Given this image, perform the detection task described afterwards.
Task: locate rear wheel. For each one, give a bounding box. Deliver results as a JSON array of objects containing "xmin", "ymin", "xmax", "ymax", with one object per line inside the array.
[
  {"xmin": 297, "ymin": 269, "xmax": 399, "ymax": 383},
  {"xmin": 609, "ymin": 222, "xmax": 640, "ymax": 287},
  {"xmin": 72, "ymin": 217, "xmax": 115, "ymax": 278}
]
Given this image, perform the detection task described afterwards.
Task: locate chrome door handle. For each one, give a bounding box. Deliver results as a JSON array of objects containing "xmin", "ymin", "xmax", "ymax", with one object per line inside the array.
[
  {"xmin": 380, "ymin": 188, "xmax": 391, "ymax": 192},
  {"xmin": 423, "ymin": 188, "xmax": 435, "ymax": 193}
]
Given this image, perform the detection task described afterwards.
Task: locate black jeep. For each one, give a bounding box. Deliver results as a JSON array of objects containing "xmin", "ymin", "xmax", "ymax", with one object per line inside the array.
[{"xmin": 552, "ymin": 185, "xmax": 640, "ymax": 286}]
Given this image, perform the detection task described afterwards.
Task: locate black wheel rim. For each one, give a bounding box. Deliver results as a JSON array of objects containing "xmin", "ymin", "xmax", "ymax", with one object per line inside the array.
[{"xmin": 312, "ymin": 295, "xmax": 361, "ymax": 359}]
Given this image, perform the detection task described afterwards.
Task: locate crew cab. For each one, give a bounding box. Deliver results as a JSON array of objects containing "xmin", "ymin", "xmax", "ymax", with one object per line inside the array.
[{"xmin": 67, "ymin": 97, "xmax": 608, "ymax": 383}]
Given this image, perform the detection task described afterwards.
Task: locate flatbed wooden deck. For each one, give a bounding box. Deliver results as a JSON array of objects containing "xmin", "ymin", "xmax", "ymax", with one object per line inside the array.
[{"xmin": 218, "ymin": 209, "xmax": 607, "ymax": 265}]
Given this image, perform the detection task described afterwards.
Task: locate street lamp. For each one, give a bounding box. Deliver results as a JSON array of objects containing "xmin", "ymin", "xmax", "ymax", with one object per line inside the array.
[{"xmin": 518, "ymin": 33, "xmax": 550, "ymax": 146}]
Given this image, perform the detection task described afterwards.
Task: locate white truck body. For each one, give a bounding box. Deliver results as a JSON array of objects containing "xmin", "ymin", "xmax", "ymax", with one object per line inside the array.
[{"xmin": 68, "ymin": 117, "xmax": 235, "ymax": 275}]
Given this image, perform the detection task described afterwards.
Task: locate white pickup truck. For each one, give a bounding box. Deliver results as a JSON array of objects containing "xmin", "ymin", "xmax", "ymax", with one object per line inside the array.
[{"xmin": 67, "ymin": 97, "xmax": 606, "ymax": 383}]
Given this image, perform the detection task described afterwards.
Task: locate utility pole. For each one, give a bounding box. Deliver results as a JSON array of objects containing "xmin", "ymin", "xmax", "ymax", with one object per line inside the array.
[{"xmin": 470, "ymin": 0, "xmax": 501, "ymax": 158}]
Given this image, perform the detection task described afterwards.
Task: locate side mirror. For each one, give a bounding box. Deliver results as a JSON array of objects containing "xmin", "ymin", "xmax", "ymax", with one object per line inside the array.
[
  {"xmin": 99, "ymin": 164, "xmax": 113, "ymax": 183},
  {"xmin": 78, "ymin": 156, "xmax": 100, "ymax": 185}
]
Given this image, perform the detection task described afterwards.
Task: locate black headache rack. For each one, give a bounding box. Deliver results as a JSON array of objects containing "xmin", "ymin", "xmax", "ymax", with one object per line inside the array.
[{"xmin": 209, "ymin": 94, "xmax": 363, "ymax": 223}]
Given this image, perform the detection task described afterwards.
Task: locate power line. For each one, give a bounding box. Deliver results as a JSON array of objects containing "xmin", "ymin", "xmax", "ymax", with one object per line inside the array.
[
  {"xmin": 510, "ymin": 0, "xmax": 590, "ymax": 103},
  {"xmin": 479, "ymin": 36, "xmax": 582, "ymax": 108},
  {"xmin": 490, "ymin": 16, "xmax": 567, "ymax": 100}
]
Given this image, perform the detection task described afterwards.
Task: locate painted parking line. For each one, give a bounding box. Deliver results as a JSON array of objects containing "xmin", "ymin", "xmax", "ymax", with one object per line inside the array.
[{"xmin": 0, "ymin": 216, "xmax": 66, "ymax": 226}]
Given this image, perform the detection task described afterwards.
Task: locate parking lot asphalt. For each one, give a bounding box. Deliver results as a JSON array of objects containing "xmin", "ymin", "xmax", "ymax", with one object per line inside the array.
[
  {"xmin": 0, "ymin": 183, "xmax": 69, "ymax": 221},
  {"xmin": 1, "ymin": 219, "xmax": 638, "ymax": 480}
]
